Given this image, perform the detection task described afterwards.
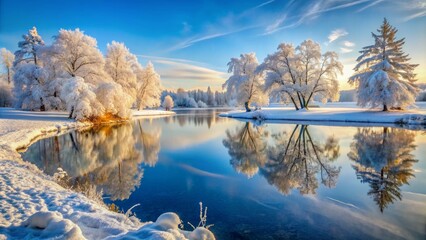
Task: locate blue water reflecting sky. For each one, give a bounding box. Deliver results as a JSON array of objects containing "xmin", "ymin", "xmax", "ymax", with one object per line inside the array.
[{"xmin": 22, "ymin": 110, "xmax": 426, "ymax": 239}]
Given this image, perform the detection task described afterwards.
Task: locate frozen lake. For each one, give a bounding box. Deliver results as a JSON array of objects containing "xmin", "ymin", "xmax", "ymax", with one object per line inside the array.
[{"xmin": 22, "ymin": 109, "xmax": 426, "ymax": 239}]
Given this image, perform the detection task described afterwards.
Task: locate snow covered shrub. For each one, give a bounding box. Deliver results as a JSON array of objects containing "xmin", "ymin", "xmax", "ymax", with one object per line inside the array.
[
  {"xmin": 95, "ymin": 82, "xmax": 133, "ymax": 119},
  {"xmin": 162, "ymin": 95, "xmax": 174, "ymax": 110},
  {"xmin": 349, "ymin": 19, "xmax": 419, "ymax": 111},
  {"xmin": 197, "ymin": 100, "xmax": 207, "ymax": 108},
  {"xmin": 61, "ymin": 77, "xmax": 104, "ymax": 120},
  {"xmin": 187, "ymin": 202, "xmax": 214, "ymax": 230},
  {"xmin": 186, "ymin": 97, "xmax": 198, "ymax": 108}
]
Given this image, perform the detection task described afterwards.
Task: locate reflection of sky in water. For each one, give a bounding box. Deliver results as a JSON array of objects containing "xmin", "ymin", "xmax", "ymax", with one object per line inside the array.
[{"xmin": 22, "ymin": 110, "xmax": 426, "ymax": 239}]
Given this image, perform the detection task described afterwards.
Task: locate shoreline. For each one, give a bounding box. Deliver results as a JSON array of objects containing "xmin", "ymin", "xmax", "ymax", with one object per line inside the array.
[
  {"xmin": 219, "ymin": 107, "xmax": 426, "ymax": 127},
  {"xmin": 0, "ymin": 108, "xmax": 212, "ymax": 240}
]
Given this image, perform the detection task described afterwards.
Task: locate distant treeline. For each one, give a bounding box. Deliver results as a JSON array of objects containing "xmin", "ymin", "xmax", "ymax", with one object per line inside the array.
[{"xmin": 161, "ymin": 87, "xmax": 234, "ymax": 108}]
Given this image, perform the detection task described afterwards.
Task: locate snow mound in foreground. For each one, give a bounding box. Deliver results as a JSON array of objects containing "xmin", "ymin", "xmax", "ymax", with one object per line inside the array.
[
  {"xmin": 17, "ymin": 211, "xmax": 84, "ymax": 239},
  {"xmin": 1, "ymin": 212, "xmax": 214, "ymax": 240},
  {"xmin": 110, "ymin": 212, "xmax": 215, "ymax": 240}
]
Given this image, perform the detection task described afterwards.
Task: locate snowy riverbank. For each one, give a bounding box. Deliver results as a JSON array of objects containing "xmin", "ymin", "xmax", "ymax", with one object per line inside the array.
[
  {"xmin": 219, "ymin": 107, "xmax": 426, "ymax": 126},
  {"xmin": 0, "ymin": 108, "xmax": 212, "ymax": 240}
]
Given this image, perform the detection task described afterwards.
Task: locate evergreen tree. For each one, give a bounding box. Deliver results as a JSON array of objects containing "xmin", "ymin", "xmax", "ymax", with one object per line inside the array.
[
  {"xmin": 13, "ymin": 27, "xmax": 47, "ymax": 110},
  {"xmin": 349, "ymin": 18, "xmax": 419, "ymax": 111}
]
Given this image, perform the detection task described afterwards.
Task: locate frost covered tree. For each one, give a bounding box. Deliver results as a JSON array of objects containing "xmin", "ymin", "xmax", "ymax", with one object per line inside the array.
[
  {"xmin": 259, "ymin": 40, "xmax": 342, "ymax": 110},
  {"xmin": 349, "ymin": 19, "xmax": 419, "ymax": 111},
  {"xmin": 49, "ymin": 29, "xmax": 106, "ymax": 85},
  {"xmin": 206, "ymin": 86, "xmax": 215, "ymax": 106},
  {"xmin": 1, "ymin": 48, "xmax": 15, "ymax": 84},
  {"xmin": 105, "ymin": 41, "xmax": 137, "ymax": 100},
  {"xmin": 0, "ymin": 48, "xmax": 14, "ymax": 106},
  {"xmin": 14, "ymin": 27, "xmax": 44, "ymax": 66},
  {"xmin": 12, "ymin": 27, "xmax": 48, "ymax": 110},
  {"xmin": 0, "ymin": 81, "xmax": 13, "ymax": 107},
  {"xmin": 223, "ymin": 53, "xmax": 269, "ymax": 112},
  {"xmin": 61, "ymin": 77, "xmax": 104, "ymax": 120},
  {"xmin": 162, "ymin": 95, "xmax": 174, "ymax": 111},
  {"xmin": 135, "ymin": 61, "xmax": 162, "ymax": 110},
  {"xmin": 95, "ymin": 82, "xmax": 133, "ymax": 119}
]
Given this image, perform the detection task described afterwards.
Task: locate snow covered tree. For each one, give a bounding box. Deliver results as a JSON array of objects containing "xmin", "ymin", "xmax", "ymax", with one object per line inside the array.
[
  {"xmin": 223, "ymin": 53, "xmax": 269, "ymax": 112},
  {"xmin": 162, "ymin": 95, "xmax": 174, "ymax": 111},
  {"xmin": 12, "ymin": 64, "xmax": 49, "ymax": 110},
  {"xmin": 12, "ymin": 27, "xmax": 48, "ymax": 110},
  {"xmin": 105, "ymin": 41, "xmax": 137, "ymax": 100},
  {"xmin": 135, "ymin": 61, "xmax": 162, "ymax": 110},
  {"xmin": 206, "ymin": 86, "xmax": 215, "ymax": 106},
  {"xmin": 95, "ymin": 82, "xmax": 133, "ymax": 119},
  {"xmin": 1, "ymin": 48, "xmax": 15, "ymax": 84},
  {"xmin": 61, "ymin": 77, "xmax": 104, "ymax": 120},
  {"xmin": 259, "ymin": 40, "xmax": 342, "ymax": 110},
  {"xmin": 49, "ymin": 29, "xmax": 106, "ymax": 85},
  {"xmin": 14, "ymin": 27, "xmax": 44, "ymax": 66},
  {"xmin": 349, "ymin": 19, "xmax": 419, "ymax": 111},
  {"xmin": 0, "ymin": 48, "xmax": 14, "ymax": 107},
  {"xmin": 0, "ymin": 81, "xmax": 12, "ymax": 107}
]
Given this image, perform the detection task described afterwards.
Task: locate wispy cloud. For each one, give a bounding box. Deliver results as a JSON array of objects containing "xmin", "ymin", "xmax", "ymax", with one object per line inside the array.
[
  {"xmin": 265, "ymin": 14, "xmax": 287, "ymax": 33},
  {"xmin": 264, "ymin": 0, "xmax": 370, "ymax": 35},
  {"xmin": 249, "ymin": 0, "xmax": 276, "ymax": 11},
  {"xmin": 342, "ymin": 40, "xmax": 355, "ymax": 47},
  {"xmin": 404, "ymin": 10, "xmax": 426, "ymax": 21},
  {"xmin": 138, "ymin": 55, "xmax": 228, "ymax": 90},
  {"xmin": 356, "ymin": 0, "xmax": 384, "ymax": 12},
  {"xmin": 395, "ymin": 0, "xmax": 426, "ymax": 22},
  {"xmin": 328, "ymin": 29, "xmax": 348, "ymax": 43},
  {"xmin": 168, "ymin": 1, "xmax": 274, "ymax": 51},
  {"xmin": 340, "ymin": 47, "xmax": 354, "ymax": 53},
  {"xmin": 168, "ymin": 27, "xmax": 253, "ymax": 52}
]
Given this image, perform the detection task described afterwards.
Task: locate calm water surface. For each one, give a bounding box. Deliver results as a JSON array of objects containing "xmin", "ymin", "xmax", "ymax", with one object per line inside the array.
[{"xmin": 22, "ymin": 109, "xmax": 426, "ymax": 239}]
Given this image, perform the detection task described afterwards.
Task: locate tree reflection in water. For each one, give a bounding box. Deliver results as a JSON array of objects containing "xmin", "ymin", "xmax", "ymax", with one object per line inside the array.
[
  {"xmin": 223, "ymin": 123, "xmax": 341, "ymax": 195},
  {"xmin": 22, "ymin": 119, "xmax": 161, "ymax": 201},
  {"xmin": 223, "ymin": 122, "xmax": 268, "ymax": 177},
  {"xmin": 348, "ymin": 127, "xmax": 418, "ymax": 212}
]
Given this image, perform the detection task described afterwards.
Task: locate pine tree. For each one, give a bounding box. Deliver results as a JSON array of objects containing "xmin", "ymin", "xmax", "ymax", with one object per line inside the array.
[
  {"xmin": 13, "ymin": 27, "xmax": 47, "ymax": 110},
  {"xmin": 349, "ymin": 18, "xmax": 419, "ymax": 111}
]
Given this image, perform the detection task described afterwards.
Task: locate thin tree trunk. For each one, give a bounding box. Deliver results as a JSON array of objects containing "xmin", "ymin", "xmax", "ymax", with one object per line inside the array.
[
  {"xmin": 244, "ymin": 101, "xmax": 251, "ymax": 112},
  {"xmin": 69, "ymin": 106, "xmax": 74, "ymax": 119},
  {"xmin": 40, "ymin": 98, "xmax": 45, "ymax": 111},
  {"xmin": 383, "ymin": 104, "xmax": 388, "ymax": 111},
  {"xmin": 289, "ymin": 95, "xmax": 299, "ymax": 110},
  {"xmin": 7, "ymin": 68, "xmax": 11, "ymax": 84}
]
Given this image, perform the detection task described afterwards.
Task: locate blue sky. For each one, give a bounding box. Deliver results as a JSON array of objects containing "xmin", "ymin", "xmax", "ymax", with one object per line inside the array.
[{"xmin": 1, "ymin": 0, "xmax": 425, "ymax": 91}]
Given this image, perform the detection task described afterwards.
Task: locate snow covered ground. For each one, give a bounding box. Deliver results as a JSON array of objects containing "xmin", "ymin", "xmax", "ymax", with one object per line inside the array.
[
  {"xmin": 0, "ymin": 108, "xmax": 213, "ymax": 240},
  {"xmin": 219, "ymin": 104, "xmax": 426, "ymax": 127}
]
